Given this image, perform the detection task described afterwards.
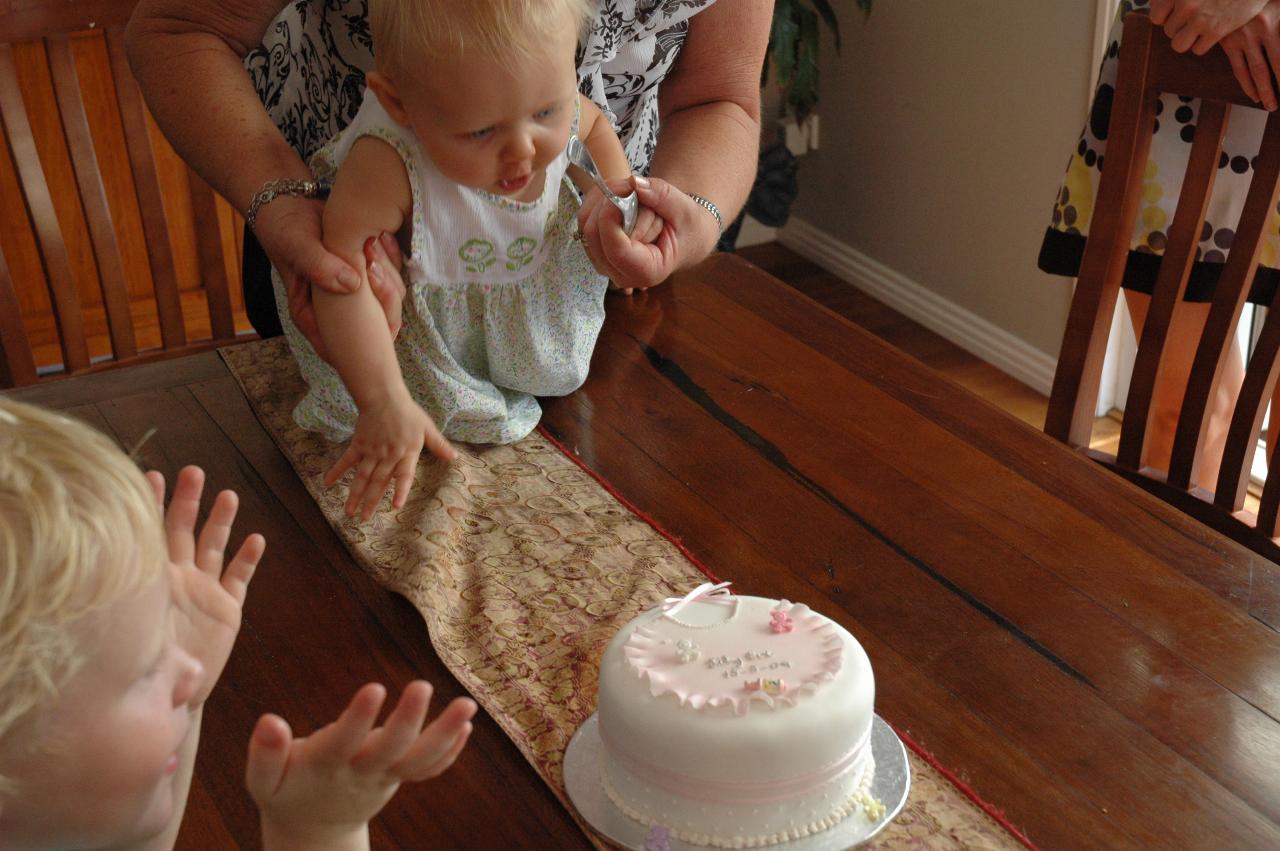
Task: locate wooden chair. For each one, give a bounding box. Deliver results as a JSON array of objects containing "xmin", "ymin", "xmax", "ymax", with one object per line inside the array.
[
  {"xmin": 0, "ymin": 0, "xmax": 249, "ymax": 388},
  {"xmin": 1047, "ymin": 12, "xmax": 1280, "ymax": 562}
]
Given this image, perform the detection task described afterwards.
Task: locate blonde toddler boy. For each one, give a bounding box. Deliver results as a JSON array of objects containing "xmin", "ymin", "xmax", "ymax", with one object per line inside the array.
[{"xmin": 0, "ymin": 398, "xmax": 475, "ymax": 849}]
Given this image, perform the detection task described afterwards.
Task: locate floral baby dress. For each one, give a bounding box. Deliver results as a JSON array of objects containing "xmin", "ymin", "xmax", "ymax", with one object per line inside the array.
[{"xmin": 273, "ymin": 92, "xmax": 607, "ymax": 445}]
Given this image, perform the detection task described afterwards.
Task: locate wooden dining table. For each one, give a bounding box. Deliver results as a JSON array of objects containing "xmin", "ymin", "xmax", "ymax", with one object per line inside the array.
[{"xmin": 7, "ymin": 251, "xmax": 1280, "ymax": 849}]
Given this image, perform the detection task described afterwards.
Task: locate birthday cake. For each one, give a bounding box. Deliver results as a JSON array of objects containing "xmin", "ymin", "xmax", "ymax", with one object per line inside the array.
[{"xmin": 596, "ymin": 583, "xmax": 880, "ymax": 848}]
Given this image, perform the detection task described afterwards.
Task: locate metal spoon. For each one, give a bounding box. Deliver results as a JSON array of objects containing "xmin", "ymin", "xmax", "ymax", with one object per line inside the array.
[{"xmin": 566, "ymin": 134, "xmax": 638, "ymax": 236}]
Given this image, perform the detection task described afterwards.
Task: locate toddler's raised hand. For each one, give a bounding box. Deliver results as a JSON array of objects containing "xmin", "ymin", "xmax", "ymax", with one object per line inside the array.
[
  {"xmin": 325, "ymin": 392, "xmax": 455, "ymax": 520},
  {"xmin": 246, "ymin": 681, "xmax": 476, "ymax": 851},
  {"xmin": 148, "ymin": 465, "xmax": 264, "ymax": 706}
]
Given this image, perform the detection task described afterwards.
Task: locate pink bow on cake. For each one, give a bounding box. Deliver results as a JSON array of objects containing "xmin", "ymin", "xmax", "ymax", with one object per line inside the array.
[{"xmin": 660, "ymin": 581, "xmax": 734, "ymax": 619}]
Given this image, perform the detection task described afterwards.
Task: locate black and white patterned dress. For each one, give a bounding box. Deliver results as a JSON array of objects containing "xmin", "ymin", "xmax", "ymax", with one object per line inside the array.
[{"xmin": 245, "ymin": 0, "xmax": 717, "ymax": 173}]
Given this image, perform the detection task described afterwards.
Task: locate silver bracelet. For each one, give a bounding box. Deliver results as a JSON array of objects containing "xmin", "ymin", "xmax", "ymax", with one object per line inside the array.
[
  {"xmin": 245, "ymin": 178, "xmax": 329, "ymax": 231},
  {"xmin": 686, "ymin": 193, "xmax": 723, "ymax": 233}
]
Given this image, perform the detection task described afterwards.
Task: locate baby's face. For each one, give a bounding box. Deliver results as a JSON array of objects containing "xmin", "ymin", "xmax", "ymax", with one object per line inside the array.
[
  {"xmin": 0, "ymin": 571, "xmax": 204, "ymax": 847},
  {"xmin": 398, "ymin": 22, "xmax": 580, "ymax": 201}
]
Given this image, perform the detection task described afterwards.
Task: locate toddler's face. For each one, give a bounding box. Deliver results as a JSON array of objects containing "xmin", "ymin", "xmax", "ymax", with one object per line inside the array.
[
  {"xmin": 0, "ymin": 571, "xmax": 204, "ymax": 847},
  {"xmin": 398, "ymin": 21, "xmax": 580, "ymax": 200}
]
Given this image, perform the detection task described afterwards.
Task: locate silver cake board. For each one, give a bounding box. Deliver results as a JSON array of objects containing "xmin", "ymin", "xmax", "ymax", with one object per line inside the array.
[{"xmin": 564, "ymin": 713, "xmax": 910, "ymax": 851}]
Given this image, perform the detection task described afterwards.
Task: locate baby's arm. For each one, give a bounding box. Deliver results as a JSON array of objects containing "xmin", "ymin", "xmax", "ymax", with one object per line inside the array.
[
  {"xmin": 573, "ymin": 97, "xmax": 664, "ymax": 249},
  {"xmin": 316, "ymin": 138, "xmax": 456, "ymax": 519},
  {"xmin": 576, "ymin": 96, "xmax": 631, "ymax": 184},
  {"xmin": 246, "ymin": 681, "xmax": 476, "ymax": 851}
]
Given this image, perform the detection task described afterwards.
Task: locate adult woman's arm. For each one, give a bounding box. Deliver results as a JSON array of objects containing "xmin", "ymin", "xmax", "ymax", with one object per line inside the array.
[
  {"xmin": 126, "ymin": 0, "xmax": 380, "ymax": 352},
  {"xmin": 127, "ymin": 1, "xmax": 300, "ymax": 219},
  {"xmin": 577, "ymin": 0, "xmax": 772, "ymax": 291}
]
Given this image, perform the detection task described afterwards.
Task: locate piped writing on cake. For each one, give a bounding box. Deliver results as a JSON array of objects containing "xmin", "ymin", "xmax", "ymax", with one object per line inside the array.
[{"xmin": 623, "ymin": 600, "xmax": 843, "ymax": 715}]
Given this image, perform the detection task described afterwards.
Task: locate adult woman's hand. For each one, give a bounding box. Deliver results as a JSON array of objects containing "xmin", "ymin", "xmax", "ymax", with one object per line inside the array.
[
  {"xmin": 577, "ymin": 175, "xmax": 720, "ymax": 292},
  {"xmin": 1220, "ymin": 1, "xmax": 1280, "ymax": 109},
  {"xmin": 1150, "ymin": 0, "xmax": 1269, "ymax": 54},
  {"xmin": 253, "ymin": 195, "xmax": 407, "ymax": 360}
]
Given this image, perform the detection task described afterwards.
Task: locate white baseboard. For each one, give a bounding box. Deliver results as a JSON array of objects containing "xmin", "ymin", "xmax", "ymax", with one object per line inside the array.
[
  {"xmin": 735, "ymin": 215, "xmax": 777, "ymax": 248},
  {"xmin": 778, "ymin": 218, "xmax": 1057, "ymax": 396}
]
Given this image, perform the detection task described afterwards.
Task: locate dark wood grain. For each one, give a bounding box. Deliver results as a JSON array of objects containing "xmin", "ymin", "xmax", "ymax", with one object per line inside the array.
[{"xmin": 6, "ymin": 253, "xmax": 1280, "ymax": 848}]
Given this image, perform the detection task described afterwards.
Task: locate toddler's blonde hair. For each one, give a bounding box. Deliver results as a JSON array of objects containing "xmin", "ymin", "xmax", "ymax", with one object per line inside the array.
[
  {"xmin": 0, "ymin": 398, "xmax": 165, "ymax": 792},
  {"xmin": 370, "ymin": 0, "xmax": 594, "ymax": 82}
]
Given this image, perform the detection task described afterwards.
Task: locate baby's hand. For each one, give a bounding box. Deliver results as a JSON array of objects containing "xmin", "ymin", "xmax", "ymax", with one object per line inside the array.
[
  {"xmin": 632, "ymin": 206, "xmax": 664, "ymax": 246},
  {"xmin": 246, "ymin": 682, "xmax": 476, "ymax": 850},
  {"xmin": 148, "ymin": 465, "xmax": 264, "ymax": 707},
  {"xmin": 611, "ymin": 206, "xmax": 666, "ymax": 296},
  {"xmin": 325, "ymin": 392, "xmax": 456, "ymax": 520}
]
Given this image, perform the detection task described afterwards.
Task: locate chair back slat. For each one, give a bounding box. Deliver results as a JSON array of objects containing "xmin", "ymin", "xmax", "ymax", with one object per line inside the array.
[
  {"xmin": 0, "ymin": 42, "xmax": 91, "ymax": 373},
  {"xmin": 0, "ymin": 243, "xmax": 39, "ymax": 387},
  {"xmin": 45, "ymin": 32, "xmax": 137, "ymax": 360},
  {"xmin": 1047, "ymin": 12, "xmax": 1280, "ymax": 561},
  {"xmin": 1257, "ymin": 446, "xmax": 1280, "ymax": 536},
  {"xmin": 1, "ymin": 1, "xmax": 251, "ymax": 385},
  {"xmin": 1219, "ymin": 306, "xmax": 1280, "ymax": 513},
  {"xmin": 1167, "ymin": 111, "xmax": 1280, "ymax": 489},
  {"xmin": 103, "ymin": 27, "xmax": 185, "ymax": 349},
  {"xmin": 187, "ymin": 170, "xmax": 237, "ymax": 341},
  {"xmin": 1117, "ymin": 100, "xmax": 1229, "ymax": 471},
  {"xmin": 1045, "ymin": 16, "xmax": 1157, "ymax": 447}
]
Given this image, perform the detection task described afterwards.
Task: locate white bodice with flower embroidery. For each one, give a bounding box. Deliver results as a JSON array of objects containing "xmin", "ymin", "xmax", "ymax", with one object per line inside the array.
[{"xmin": 311, "ymin": 95, "xmax": 571, "ymax": 284}]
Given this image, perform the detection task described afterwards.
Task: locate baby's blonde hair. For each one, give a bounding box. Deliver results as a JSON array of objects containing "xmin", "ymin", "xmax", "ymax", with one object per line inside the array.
[
  {"xmin": 0, "ymin": 398, "xmax": 165, "ymax": 792},
  {"xmin": 370, "ymin": 0, "xmax": 594, "ymax": 82}
]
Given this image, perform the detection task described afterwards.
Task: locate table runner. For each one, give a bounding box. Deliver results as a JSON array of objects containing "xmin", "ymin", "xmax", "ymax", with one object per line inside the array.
[{"xmin": 221, "ymin": 338, "xmax": 1033, "ymax": 850}]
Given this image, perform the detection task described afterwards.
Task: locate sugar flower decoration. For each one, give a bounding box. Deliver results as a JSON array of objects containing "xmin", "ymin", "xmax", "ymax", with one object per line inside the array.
[
  {"xmin": 769, "ymin": 610, "xmax": 794, "ymax": 633},
  {"xmin": 645, "ymin": 824, "xmax": 672, "ymax": 851},
  {"xmin": 859, "ymin": 792, "xmax": 887, "ymax": 821},
  {"xmin": 675, "ymin": 639, "xmax": 700, "ymax": 664}
]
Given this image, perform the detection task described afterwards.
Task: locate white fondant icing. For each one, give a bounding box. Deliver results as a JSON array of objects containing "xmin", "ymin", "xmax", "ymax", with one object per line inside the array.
[{"xmin": 597, "ymin": 595, "xmax": 876, "ymax": 847}]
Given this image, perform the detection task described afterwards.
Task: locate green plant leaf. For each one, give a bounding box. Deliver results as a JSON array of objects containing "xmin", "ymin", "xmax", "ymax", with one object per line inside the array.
[
  {"xmin": 808, "ymin": 0, "xmax": 842, "ymax": 52},
  {"xmin": 766, "ymin": 0, "xmax": 873, "ymax": 116},
  {"xmin": 771, "ymin": 4, "xmax": 800, "ymax": 86},
  {"xmin": 789, "ymin": 6, "xmax": 820, "ymax": 118}
]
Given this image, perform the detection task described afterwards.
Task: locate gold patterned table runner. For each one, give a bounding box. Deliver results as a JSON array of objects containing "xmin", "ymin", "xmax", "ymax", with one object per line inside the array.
[{"xmin": 221, "ymin": 338, "xmax": 1032, "ymax": 850}]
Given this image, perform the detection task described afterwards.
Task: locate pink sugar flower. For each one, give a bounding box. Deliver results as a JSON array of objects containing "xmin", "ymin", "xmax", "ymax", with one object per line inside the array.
[
  {"xmin": 645, "ymin": 825, "xmax": 672, "ymax": 851},
  {"xmin": 770, "ymin": 610, "xmax": 794, "ymax": 633}
]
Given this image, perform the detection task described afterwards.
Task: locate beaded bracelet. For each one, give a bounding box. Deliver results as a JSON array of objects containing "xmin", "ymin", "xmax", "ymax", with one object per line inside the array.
[
  {"xmin": 245, "ymin": 178, "xmax": 330, "ymax": 231},
  {"xmin": 686, "ymin": 193, "xmax": 723, "ymax": 233}
]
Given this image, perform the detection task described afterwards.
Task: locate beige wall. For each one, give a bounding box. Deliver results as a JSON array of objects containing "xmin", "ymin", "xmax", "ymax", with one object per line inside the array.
[{"xmin": 788, "ymin": 1, "xmax": 1097, "ymax": 360}]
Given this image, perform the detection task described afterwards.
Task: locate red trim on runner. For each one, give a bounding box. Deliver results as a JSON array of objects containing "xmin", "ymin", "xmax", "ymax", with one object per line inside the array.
[{"xmin": 887, "ymin": 721, "xmax": 1040, "ymax": 850}]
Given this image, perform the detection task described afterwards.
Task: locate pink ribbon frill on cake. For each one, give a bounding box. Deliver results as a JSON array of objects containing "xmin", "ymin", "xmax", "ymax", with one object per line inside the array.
[{"xmin": 622, "ymin": 598, "xmax": 844, "ymax": 715}]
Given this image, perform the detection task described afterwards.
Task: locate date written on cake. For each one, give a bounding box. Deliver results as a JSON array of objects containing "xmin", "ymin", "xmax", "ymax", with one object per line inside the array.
[{"xmin": 703, "ymin": 649, "xmax": 792, "ymax": 679}]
